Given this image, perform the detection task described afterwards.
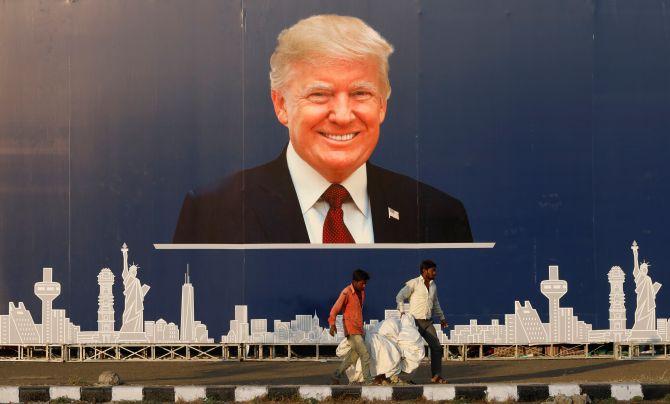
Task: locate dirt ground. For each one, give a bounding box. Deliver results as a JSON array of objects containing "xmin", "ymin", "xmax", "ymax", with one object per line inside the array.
[{"xmin": 0, "ymin": 359, "xmax": 669, "ymax": 386}]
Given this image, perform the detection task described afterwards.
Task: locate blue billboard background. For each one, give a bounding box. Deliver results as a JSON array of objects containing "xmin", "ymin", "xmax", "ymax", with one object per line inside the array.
[{"xmin": 0, "ymin": 0, "xmax": 668, "ymax": 339}]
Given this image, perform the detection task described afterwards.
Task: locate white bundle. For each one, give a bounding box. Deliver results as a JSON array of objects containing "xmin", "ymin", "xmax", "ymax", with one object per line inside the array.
[
  {"xmin": 335, "ymin": 314, "xmax": 426, "ymax": 382},
  {"xmin": 396, "ymin": 314, "xmax": 425, "ymax": 373}
]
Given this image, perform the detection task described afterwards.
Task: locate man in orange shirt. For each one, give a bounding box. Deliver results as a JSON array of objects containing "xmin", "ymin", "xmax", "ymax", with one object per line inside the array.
[{"xmin": 328, "ymin": 269, "xmax": 373, "ymax": 384}]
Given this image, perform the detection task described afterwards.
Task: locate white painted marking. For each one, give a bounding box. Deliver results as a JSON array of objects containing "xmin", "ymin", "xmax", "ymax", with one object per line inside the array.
[
  {"xmin": 299, "ymin": 386, "xmax": 331, "ymax": 400},
  {"xmin": 0, "ymin": 387, "xmax": 19, "ymax": 403},
  {"xmin": 175, "ymin": 386, "xmax": 206, "ymax": 401},
  {"xmin": 362, "ymin": 386, "xmax": 392, "ymax": 400},
  {"xmin": 50, "ymin": 386, "xmax": 80, "ymax": 400},
  {"xmin": 235, "ymin": 386, "xmax": 267, "ymax": 402},
  {"xmin": 611, "ymin": 383, "xmax": 642, "ymax": 401},
  {"xmin": 487, "ymin": 384, "xmax": 518, "ymax": 402},
  {"xmin": 423, "ymin": 385, "xmax": 456, "ymax": 401},
  {"xmin": 112, "ymin": 386, "xmax": 143, "ymax": 401},
  {"xmin": 154, "ymin": 242, "xmax": 496, "ymax": 250},
  {"xmin": 549, "ymin": 384, "xmax": 581, "ymax": 397}
]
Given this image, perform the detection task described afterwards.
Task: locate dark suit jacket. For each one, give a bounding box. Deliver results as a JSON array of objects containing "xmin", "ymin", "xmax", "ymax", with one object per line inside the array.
[{"xmin": 173, "ymin": 151, "xmax": 472, "ymax": 243}]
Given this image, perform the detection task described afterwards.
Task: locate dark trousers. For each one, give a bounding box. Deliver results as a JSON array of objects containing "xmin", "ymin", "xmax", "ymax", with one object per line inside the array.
[{"xmin": 415, "ymin": 319, "xmax": 443, "ymax": 377}]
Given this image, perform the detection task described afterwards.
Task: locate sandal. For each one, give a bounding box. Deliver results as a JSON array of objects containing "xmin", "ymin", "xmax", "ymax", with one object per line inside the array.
[{"xmin": 431, "ymin": 376, "xmax": 448, "ymax": 384}]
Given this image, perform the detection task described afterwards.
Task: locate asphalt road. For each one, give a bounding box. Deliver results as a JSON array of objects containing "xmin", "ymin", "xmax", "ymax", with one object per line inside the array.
[{"xmin": 0, "ymin": 359, "xmax": 669, "ymax": 386}]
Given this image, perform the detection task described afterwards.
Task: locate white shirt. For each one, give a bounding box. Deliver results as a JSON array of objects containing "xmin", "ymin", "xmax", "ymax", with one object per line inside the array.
[
  {"xmin": 396, "ymin": 275, "xmax": 446, "ymax": 321},
  {"xmin": 286, "ymin": 142, "xmax": 374, "ymax": 243}
]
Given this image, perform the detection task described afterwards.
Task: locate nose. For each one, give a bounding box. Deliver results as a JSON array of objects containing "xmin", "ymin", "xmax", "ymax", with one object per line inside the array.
[{"xmin": 328, "ymin": 93, "xmax": 355, "ymax": 126}]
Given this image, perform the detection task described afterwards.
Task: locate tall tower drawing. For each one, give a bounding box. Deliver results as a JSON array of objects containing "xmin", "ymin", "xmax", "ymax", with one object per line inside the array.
[
  {"xmin": 34, "ymin": 268, "xmax": 61, "ymax": 343},
  {"xmin": 97, "ymin": 268, "xmax": 115, "ymax": 342},
  {"xmin": 540, "ymin": 265, "xmax": 568, "ymax": 343},
  {"xmin": 180, "ymin": 265, "xmax": 195, "ymax": 342},
  {"xmin": 607, "ymin": 265, "xmax": 626, "ymax": 341}
]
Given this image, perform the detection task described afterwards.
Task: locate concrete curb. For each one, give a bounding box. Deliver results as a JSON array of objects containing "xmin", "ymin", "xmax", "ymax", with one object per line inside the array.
[{"xmin": 0, "ymin": 383, "xmax": 663, "ymax": 402}]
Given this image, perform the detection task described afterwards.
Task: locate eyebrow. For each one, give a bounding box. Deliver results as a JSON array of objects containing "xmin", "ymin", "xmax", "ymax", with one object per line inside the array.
[
  {"xmin": 349, "ymin": 81, "xmax": 378, "ymax": 92},
  {"xmin": 303, "ymin": 83, "xmax": 334, "ymax": 94},
  {"xmin": 303, "ymin": 81, "xmax": 379, "ymax": 94}
]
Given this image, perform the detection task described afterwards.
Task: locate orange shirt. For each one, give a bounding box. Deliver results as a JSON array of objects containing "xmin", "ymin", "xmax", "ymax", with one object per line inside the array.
[{"xmin": 328, "ymin": 284, "xmax": 365, "ymax": 335}]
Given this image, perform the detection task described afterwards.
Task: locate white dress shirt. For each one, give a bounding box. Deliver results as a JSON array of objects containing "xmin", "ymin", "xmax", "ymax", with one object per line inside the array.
[
  {"xmin": 396, "ymin": 275, "xmax": 446, "ymax": 321},
  {"xmin": 286, "ymin": 142, "xmax": 374, "ymax": 243}
]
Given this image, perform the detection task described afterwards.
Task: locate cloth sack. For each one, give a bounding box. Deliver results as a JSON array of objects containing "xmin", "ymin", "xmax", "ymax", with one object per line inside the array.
[{"xmin": 335, "ymin": 314, "xmax": 426, "ymax": 382}]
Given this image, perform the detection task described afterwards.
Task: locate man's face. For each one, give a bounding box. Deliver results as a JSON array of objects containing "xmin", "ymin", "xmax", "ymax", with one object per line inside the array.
[
  {"xmin": 271, "ymin": 56, "xmax": 387, "ymax": 183},
  {"xmin": 352, "ymin": 279, "xmax": 367, "ymax": 292},
  {"xmin": 422, "ymin": 267, "xmax": 437, "ymax": 281}
]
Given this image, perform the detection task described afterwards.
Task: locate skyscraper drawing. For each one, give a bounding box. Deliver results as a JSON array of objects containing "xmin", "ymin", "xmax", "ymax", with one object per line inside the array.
[
  {"xmin": 34, "ymin": 268, "xmax": 60, "ymax": 343},
  {"xmin": 608, "ymin": 266, "xmax": 627, "ymax": 341},
  {"xmin": 540, "ymin": 265, "xmax": 568, "ymax": 343},
  {"xmin": 180, "ymin": 266, "xmax": 195, "ymax": 342},
  {"xmin": 97, "ymin": 268, "xmax": 115, "ymax": 342}
]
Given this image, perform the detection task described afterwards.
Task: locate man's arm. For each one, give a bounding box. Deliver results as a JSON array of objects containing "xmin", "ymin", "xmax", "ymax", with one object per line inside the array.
[
  {"xmin": 328, "ymin": 290, "xmax": 347, "ymax": 335},
  {"xmin": 433, "ymin": 293, "xmax": 447, "ymax": 327},
  {"xmin": 395, "ymin": 282, "xmax": 413, "ymax": 313}
]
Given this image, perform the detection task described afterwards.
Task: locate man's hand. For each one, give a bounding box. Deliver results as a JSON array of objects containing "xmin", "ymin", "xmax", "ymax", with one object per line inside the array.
[
  {"xmin": 329, "ymin": 324, "xmax": 337, "ymax": 337},
  {"xmin": 440, "ymin": 319, "xmax": 448, "ymax": 329}
]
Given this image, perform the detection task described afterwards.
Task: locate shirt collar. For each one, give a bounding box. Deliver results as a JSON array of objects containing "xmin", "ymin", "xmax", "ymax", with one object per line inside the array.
[
  {"xmin": 415, "ymin": 275, "xmax": 434, "ymax": 286},
  {"xmin": 286, "ymin": 142, "xmax": 369, "ymax": 216},
  {"xmin": 348, "ymin": 283, "xmax": 364, "ymax": 298}
]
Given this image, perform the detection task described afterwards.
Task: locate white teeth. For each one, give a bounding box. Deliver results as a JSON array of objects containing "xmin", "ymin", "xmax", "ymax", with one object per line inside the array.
[{"xmin": 321, "ymin": 132, "xmax": 357, "ymax": 141}]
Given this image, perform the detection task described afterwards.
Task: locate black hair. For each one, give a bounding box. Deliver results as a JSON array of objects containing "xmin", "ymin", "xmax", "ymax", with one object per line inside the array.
[
  {"xmin": 352, "ymin": 269, "xmax": 370, "ymax": 281},
  {"xmin": 419, "ymin": 259, "xmax": 437, "ymax": 273}
]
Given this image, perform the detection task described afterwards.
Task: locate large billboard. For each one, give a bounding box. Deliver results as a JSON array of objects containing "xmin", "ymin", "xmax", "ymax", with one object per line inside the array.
[{"xmin": 0, "ymin": 0, "xmax": 668, "ymax": 344}]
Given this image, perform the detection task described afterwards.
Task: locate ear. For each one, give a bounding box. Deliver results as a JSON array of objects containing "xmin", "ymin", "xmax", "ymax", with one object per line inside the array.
[
  {"xmin": 271, "ymin": 90, "xmax": 289, "ymax": 126},
  {"xmin": 378, "ymin": 97, "xmax": 388, "ymax": 123}
]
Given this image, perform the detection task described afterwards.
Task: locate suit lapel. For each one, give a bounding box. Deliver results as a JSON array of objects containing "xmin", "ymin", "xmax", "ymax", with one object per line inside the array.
[
  {"xmin": 367, "ymin": 163, "xmax": 405, "ymax": 243},
  {"xmin": 245, "ymin": 156, "xmax": 420, "ymax": 243},
  {"xmin": 245, "ymin": 149, "xmax": 310, "ymax": 243}
]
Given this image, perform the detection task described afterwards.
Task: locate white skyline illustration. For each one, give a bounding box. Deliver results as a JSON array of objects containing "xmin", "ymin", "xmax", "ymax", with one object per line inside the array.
[
  {"xmin": 221, "ymin": 241, "xmax": 667, "ymax": 345},
  {"xmin": 451, "ymin": 241, "xmax": 664, "ymax": 344},
  {"xmin": 0, "ymin": 241, "xmax": 665, "ymax": 346},
  {"xmin": 0, "ymin": 243, "xmax": 213, "ymax": 344}
]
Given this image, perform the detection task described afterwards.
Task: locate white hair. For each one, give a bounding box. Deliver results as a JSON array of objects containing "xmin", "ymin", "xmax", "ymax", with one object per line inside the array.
[{"xmin": 269, "ymin": 14, "xmax": 394, "ymax": 99}]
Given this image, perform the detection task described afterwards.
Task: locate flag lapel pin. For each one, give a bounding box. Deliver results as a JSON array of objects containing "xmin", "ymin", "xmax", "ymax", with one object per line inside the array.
[{"xmin": 388, "ymin": 207, "xmax": 400, "ymax": 221}]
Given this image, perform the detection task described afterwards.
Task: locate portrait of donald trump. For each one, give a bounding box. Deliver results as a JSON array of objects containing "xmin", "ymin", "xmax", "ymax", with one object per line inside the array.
[{"xmin": 174, "ymin": 14, "xmax": 472, "ymax": 244}]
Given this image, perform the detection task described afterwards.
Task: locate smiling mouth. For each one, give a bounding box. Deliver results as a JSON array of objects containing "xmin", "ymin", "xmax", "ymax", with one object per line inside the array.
[{"xmin": 318, "ymin": 131, "xmax": 360, "ymax": 141}]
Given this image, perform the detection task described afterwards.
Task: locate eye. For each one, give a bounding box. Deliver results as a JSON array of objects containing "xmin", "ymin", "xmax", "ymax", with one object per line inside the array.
[
  {"xmin": 307, "ymin": 92, "xmax": 330, "ymax": 103},
  {"xmin": 352, "ymin": 90, "xmax": 373, "ymax": 100}
]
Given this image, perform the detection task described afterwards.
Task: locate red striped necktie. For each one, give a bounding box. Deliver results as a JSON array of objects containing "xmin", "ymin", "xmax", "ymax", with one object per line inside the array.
[{"xmin": 322, "ymin": 184, "xmax": 355, "ymax": 243}]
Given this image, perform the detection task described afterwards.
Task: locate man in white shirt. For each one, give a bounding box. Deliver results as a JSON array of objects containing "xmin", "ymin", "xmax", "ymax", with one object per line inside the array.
[{"xmin": 395, "ymin": 259, "xmax": 449, "ymax": 384}]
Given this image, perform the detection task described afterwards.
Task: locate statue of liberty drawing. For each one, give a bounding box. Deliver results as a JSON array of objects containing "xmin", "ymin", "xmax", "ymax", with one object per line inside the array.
[
  {"xmin": 630, "ymin": 241, "xmax": 662, "ymax": 341},
  {"xmin": 117, "ymin": 243, "xmax": 150, "ymax": 342}
]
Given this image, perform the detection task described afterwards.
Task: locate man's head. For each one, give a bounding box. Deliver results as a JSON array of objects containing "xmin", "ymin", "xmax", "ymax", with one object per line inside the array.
[
  {"xmin": 269, "ymin": 15, "xmax": 394, "ymax": 183},
  {"xmin": 351, "ymin": 268, "xmax": 370, "ymax": 291},
  {"xmin": 420, "ymin": 259, "xmax": 437, "ymax": 281}
]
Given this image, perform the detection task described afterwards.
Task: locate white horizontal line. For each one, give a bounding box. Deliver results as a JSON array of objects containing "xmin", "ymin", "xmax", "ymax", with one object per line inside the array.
[{"xmin": 153, "ymin": 242, "xmax": 495, "ymax": 250}]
